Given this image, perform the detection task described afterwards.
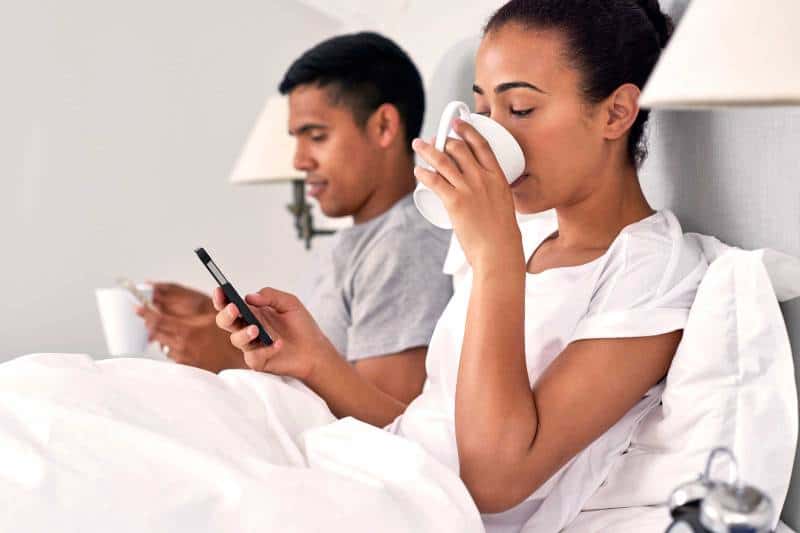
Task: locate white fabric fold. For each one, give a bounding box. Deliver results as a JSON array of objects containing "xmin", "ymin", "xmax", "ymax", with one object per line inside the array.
[
  {"xmin": 582, "ymin": 240, "xmax": 800, "ymax": 531},
  {"xmin": 0, "ymin": 354, "xmax": 483, "ymax": 533}
]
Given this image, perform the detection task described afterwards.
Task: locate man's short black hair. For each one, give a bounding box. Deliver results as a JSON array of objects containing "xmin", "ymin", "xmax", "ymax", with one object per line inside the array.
[{"xmin": 278, "ymin": 32, "xmax": 425, "ymax": 152}]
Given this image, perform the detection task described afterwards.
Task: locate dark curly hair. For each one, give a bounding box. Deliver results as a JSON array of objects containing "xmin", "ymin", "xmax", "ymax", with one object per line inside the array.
[{"xmin": 485, "ymin": 0, "xmax": 673, "ymax": 167}]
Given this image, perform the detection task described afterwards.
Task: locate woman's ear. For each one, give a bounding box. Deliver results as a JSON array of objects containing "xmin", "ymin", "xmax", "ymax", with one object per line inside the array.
[
  {"xmin": 369, "ymin": 103, "xmax": 403, "ymax": 149},
  {"xmin": 603, "ymin": 83, "xmax": 641, "ymax": 141}
]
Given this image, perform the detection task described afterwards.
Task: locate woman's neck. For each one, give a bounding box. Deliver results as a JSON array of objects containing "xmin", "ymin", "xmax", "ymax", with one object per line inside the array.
[{"xmin": 551, "ymin": 163, "xmax": 654, "ymax": 252}]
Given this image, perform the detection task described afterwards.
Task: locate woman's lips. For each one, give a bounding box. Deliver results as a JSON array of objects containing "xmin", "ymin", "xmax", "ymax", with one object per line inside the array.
[{"xmin": 510, "ymin": 174, "xmax": 530, "ymax": 188}]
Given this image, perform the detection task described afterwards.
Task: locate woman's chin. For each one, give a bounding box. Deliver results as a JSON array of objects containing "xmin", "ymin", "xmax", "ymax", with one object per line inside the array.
[
  {"xmin": 512, "ymin": 192, "xmax": 554, "ymax": 213},
  {"xmin": 510, "ymin": 185, "xmax": 548, "ymax": 214}
]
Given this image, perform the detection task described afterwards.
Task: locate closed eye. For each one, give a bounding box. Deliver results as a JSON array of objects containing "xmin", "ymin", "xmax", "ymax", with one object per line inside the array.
[{"xmin": 511, "ymin": 107, "xmax": 534, "ymax": 117}]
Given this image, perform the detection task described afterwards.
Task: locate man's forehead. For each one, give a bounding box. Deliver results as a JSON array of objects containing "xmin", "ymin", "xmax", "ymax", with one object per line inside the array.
[
  {"xmin": 288, "ymin": 84, "xmax": 358, "ymax": 134},
  {"xmin": 288, "ymin": 85, "xmax": 339, "ymax": 117}
]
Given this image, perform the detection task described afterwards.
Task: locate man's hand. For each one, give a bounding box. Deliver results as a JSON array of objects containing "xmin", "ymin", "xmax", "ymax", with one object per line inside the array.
[
  {"xmin": 149, "ymin": 282, "xmax": 214, "ymax": 317},
  {"xmin": 213, "ymin": 286, "xmax": 338, "ymax": 382},
  {"xmin": 136, "ymin": 306, "xmax": 246, "ymax": 373},
  {"xmin": 214, "ymin": 286, "xmax": 415, "ymax": 427}
]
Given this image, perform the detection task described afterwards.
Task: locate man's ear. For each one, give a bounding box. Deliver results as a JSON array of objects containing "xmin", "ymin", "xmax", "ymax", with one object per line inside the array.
[
  {"xmin": 368, "ymin": 103, "xmax": 403, "ymax": 149},
  {"xmin": 602, "ymin": 83, "xmax": 641, "ymax": 141}
]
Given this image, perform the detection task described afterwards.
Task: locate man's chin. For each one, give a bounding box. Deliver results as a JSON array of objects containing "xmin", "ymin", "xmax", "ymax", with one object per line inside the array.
[{"xmin": 317, "ymin": 203, "xmax": 348, "ymax": 219}]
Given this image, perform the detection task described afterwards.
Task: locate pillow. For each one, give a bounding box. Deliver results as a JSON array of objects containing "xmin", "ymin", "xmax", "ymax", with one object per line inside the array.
[{"xmin": 582, "ymin": 234, "xmax": 800, "ymax": 531}]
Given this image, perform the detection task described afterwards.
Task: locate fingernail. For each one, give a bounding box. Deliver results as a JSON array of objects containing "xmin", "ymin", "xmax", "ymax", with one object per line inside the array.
[
  {"xmin": 411, "ymin": 138, "xmax": 422, "ymax": 150},
  {"xmin": 248, "ymin": 326, "xmax": 258, "ymax": 337},
  {"xmin": 227, "ymin": 304, "xmax": 236, "ymax": 318}
]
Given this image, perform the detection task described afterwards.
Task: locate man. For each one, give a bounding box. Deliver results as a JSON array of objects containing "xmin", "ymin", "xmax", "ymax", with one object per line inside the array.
[{"xmin": 139, "ymin": 32, "xmax": 452, "ymax": 405}]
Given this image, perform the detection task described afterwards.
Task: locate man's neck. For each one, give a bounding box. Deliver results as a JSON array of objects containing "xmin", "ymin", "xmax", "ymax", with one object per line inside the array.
[{"xmin": 352, "ymin": 157, "xmax": 416, "ymax": 225}]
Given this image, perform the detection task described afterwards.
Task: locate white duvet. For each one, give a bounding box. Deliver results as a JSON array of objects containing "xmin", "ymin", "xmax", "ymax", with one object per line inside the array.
[
  {"xmin": 3, "ymin": 242, "xmax": 799, "ymax": 532},
  {"xmin": 0, "ymin": 353, "xmax": 483, "ymax": 533}
]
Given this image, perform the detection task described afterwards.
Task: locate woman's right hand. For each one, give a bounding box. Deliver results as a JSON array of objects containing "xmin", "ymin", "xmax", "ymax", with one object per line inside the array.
[{"xmin": 213, "ymin": 286, "xmax": 338, "ymax": 382}]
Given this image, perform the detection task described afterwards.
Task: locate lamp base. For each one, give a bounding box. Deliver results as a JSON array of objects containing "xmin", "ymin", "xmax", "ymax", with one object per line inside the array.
[{"xmin": 286, "ymin": 179, "xmax": 335, "ymax": 250}]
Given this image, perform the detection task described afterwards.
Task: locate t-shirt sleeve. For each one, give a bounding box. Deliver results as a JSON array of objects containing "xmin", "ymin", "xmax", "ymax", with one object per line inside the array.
[
  {"xmin": 570, "ymin": 231, "xmax": 707, "ymax": 343},
  {"xmin": 346, "ymin": 225, "xmax": 453, "ymax": 361}
]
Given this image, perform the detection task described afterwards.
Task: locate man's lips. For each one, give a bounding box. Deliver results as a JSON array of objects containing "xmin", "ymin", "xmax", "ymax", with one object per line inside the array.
[
  {"xmin": 305, "ymin": 180, "xmax": 328, "ymax": 198},
  {"xmin": 510, "ymin": 174, "xmax": 530, "ymax": 188}
]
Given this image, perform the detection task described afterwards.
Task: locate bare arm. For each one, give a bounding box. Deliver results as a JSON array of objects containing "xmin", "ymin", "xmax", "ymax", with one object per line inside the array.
[
  {"xmin": 309, "ymin": 348, "xmax": 427, "ymax": 424},
  {"xmin": 456, "ymin": 263, "xmax": 680, "ymax": 512},
  {"xmin": 352, "ymin": 347, "xmax": 427, "ymax": 405},
  {"xmin": 214, "ymin": 287, "xmax": 423, "ymax": 427},
  {"xmin": 303, "ymin": 347, "xmax": 426, "ymax": 427}
]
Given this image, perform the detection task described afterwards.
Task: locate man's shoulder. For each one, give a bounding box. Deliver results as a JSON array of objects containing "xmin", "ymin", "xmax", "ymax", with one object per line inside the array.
[
  {"xmin": 349, "ymin": 196, "xmax": 447, "ymax": 252},
  {"xmin": 394, "ymin": 194, "xmax": 451, "ymax": 238},
  {"xmin": 335, "ymin": 202, "xmax": 448, "ymax": 288}
]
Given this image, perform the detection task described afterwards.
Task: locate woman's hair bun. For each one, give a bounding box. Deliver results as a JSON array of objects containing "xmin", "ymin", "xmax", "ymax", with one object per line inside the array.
[{"xmin": 636, "ymin": 0, "xmax": 674, "ymax": 47}]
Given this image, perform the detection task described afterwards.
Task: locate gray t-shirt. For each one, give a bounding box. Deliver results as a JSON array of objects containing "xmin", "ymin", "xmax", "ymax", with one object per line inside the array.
[{"xmin": 305, "ymin": 193, "xmax": 453, "ymax": 361}]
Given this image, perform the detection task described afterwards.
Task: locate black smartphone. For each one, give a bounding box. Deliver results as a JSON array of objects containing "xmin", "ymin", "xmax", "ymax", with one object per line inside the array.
[{"xmin": 194, "ymin": 247, "xmax": 273, "ymax": 347}]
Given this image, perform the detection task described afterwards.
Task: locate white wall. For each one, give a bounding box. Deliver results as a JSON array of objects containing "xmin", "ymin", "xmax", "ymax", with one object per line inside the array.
[
  {"xmin": 300, "ymin": 0, "xmax": 498, "ymax": 136},
  {"xmin": 0, "ymin": 0, "xmax": 342, "ymax": 357},
  {"xmin": 0, "ymin": 0, "xmax": 505, "ymax": 359}
]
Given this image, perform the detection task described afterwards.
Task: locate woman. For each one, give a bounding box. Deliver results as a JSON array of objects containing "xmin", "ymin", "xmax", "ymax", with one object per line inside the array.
[{"xmin": 216, "ymin": 0, "xmax": 706, "ymax": 530}]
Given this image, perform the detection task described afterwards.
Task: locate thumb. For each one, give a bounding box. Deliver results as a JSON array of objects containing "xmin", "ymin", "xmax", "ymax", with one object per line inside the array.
[{"xmin": 245, "ymin": 287, "xmax": 300, "ymax": 313}]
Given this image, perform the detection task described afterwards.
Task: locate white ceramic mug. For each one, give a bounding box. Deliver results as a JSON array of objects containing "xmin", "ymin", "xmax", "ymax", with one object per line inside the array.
[
  {"xmin": 413, "ymin": 101, "xmax": 525, "ymax": 229},
  {"xmin": 95, "ymin": 284, "xmax": 153, "ymax": 355}
]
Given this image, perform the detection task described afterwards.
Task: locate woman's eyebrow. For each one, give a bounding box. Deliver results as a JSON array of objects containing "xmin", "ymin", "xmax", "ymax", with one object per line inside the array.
[{"xmin": 472, "ymin": 81, "xmax": 547, "ymax": 95}]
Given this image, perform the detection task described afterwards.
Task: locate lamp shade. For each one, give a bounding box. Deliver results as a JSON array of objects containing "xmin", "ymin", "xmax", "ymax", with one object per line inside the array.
[
  {"xmin": 229, "ymin": 95, "xmax": 300, "ymax": 184},
  {"xmin": 639, "ymin": 0, "xmax": 800, "ymax": 109}
]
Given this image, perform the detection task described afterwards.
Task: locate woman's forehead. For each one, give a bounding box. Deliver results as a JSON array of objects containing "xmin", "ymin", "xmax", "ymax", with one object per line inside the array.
[{"xmin": 475, "ymin": 25, "xmax": 574, "ymax": 93}]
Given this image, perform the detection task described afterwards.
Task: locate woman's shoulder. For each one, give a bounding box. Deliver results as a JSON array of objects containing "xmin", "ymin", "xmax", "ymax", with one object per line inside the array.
[
  {"xmin": 618, "ymin": 210, "xmax": 676, "ymax": 244},
  {"xmin": 609, "ymin": 211, "xmax": 684, "ymax": 262},
  {"xmin": 597, "ymin": 210, "xmax": 707, "ymax": 305}
]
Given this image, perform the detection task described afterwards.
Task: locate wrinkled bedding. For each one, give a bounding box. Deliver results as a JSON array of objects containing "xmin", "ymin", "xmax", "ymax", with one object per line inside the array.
[{"xmin": 0, "ymin": 353, "xmax": 483, "ymax": 533}]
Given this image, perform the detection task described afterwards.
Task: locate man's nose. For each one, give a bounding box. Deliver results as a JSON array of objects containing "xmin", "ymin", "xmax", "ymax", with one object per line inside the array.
[{"xmin": 293, "ymin": 145, "xmax": 315, "ymax": 172}]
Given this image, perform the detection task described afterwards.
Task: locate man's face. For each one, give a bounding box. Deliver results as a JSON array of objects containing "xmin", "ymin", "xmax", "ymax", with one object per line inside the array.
[{"xmin": 288, "ymin": 84, "xmax": 379, "ymax": 218}]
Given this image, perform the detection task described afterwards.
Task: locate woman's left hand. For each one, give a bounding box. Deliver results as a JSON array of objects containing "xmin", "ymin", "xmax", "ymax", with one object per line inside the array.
[{"xmin": 412, "ymin": 119, "xmax": 524, "ymax": 272}]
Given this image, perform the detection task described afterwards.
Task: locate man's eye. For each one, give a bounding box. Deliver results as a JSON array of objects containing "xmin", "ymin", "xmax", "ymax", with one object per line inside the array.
[
  {"xmin": 510, "ymin": 108, "xmax": 534, "ymax": 117},
  {"xmin": 310, "ymin": 135, "xmax": 327, "ymax": 142}
]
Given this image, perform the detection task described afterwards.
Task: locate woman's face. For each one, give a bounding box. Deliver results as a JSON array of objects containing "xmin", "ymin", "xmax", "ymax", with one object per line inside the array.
[{"xmin": 474, "ymin": 24, "xmax": 610, "ymax": 214}]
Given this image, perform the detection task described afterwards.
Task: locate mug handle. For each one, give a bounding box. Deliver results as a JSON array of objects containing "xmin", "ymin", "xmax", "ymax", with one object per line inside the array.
[{"xmin": 434, "ymin": 101, "xmax": 471, "ymax": 152}]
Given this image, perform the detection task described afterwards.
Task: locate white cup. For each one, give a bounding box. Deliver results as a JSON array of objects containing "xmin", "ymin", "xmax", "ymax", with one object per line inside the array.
[
  {"xmin": 414, "ymin": 100, "xmax": 526, "ymax": 229},
  {"xmin": 95, "ymin": 284, "xmax": 153, "ymax": 356}
]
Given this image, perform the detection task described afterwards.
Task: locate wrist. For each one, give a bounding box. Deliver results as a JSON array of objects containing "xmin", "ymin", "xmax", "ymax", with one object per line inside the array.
[
  {"xmin": 468, "ymin": 225, "xmax": 524, "ymax": 271},
  {"xmin": 304, "ymin": 341, "xmax": 346, "ymax": 389},
  {"xmin": 472, "ymin": 247, "xmax": 526, "ymax": 280}
]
